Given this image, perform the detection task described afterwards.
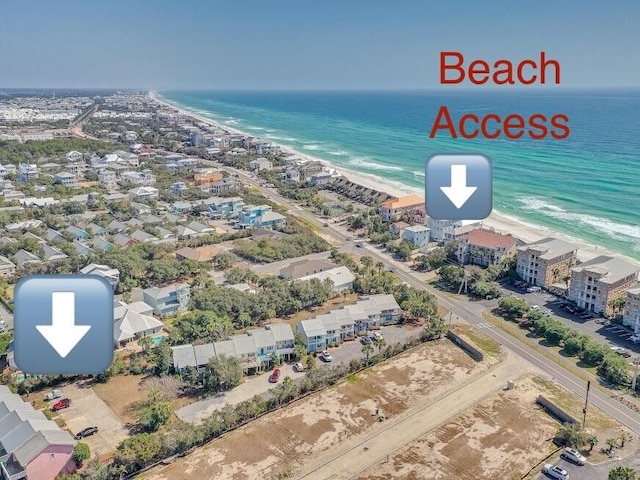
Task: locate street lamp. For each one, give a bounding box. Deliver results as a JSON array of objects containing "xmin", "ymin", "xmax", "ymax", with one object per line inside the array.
[{"xmin": 632, "ymin": 357, "xmax": 640, "ymax": 392}]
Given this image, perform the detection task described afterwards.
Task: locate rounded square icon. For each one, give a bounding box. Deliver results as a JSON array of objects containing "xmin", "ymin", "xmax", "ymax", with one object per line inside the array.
[
  {"xmin": 425, "ymin": 153, "xmax": 492, "ymax": 220},
  {"xmin": 14, "ymin": 275, "xmax": 114, "ymax": 375}
]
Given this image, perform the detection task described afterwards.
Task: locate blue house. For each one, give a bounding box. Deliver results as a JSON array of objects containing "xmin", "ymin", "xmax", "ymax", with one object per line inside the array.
[
  {"xmin": 201, "ymin": 196, "xmax": 245, "ymax": 219},
  {"xmin": 238, "ymin": 204, "xmax": 273, "ymax": 228},
  {"xmin": 297, "ymin": 319, "xmax": 328, "ymax": 353},
  {"xmin": 66, "ymin": 225, "xmax": 88, "ymax": 240}
]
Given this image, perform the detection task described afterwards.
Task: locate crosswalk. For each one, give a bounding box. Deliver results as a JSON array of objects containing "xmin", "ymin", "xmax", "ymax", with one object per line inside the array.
[{"xmin": 473, "ymin": 322, "xmax": 494, "ymax": 330}]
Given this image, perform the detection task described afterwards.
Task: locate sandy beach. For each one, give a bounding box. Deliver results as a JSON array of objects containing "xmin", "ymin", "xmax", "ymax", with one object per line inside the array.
[{"xmin": 149, "ymin": 91, "xmax": 639, "ymax": 267}]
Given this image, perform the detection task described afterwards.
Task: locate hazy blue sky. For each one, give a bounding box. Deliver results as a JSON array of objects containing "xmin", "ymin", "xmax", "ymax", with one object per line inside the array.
[{"xmin": 1, "ymin": 1, "xmax": 638, "ymax": 89}]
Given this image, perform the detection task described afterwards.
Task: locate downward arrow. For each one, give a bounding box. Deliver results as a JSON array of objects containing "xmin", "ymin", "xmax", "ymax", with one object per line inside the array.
[
  {"xmin": 36, "ymin": 292, "xmax": 91, "ymax": 358},
  {"xmin": 440, "ymin": 164, "xmax": 477, "ymax": 209}
]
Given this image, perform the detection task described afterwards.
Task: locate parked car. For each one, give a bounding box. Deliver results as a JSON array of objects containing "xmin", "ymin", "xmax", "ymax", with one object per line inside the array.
[
  {"xmin": 531, "ymin": 305, "xmax": 540, "ymax": 310},
  {"xmin": 527, "ymin": 286, "xmax": 541, "ymax": 293},
  {"xmin": 75, "ymin": 426, "xmax": 99, "ymax": 440},
  {"xmin": 361, "ymin": 336, "xmax": 372, "ymax": 345},
  {"xmin": 294, "ymin": 362, "xmax": 306, "ymax": 372},
  {"xmin": 371, "ymin": 331, "xmax": 383, "ymax": 340},
  {"xmin": 561, "ymin": 447, "xmax": 586, "ymax": 465},
  {"xmin": 542, "ymin": 463, "xmax": 569, "ymax": 479},
  {"xmin": 630, "ymin": 335, "xmax": 640, "ymax": 344},
  {"xmin": 611, "ymin": 346, "xmax": 632, "ymax": 358},
  {"xmin": 44, "ymin": 389, "xmax": 63, "ymax": 401},
  {"xmin": 0, "ymin": 320, "xmax": 5, "ymax": 332},
  {"xmin": 269, "ymin": 368, "xmax": 281, "ymax": 383},
  {"xmin": 320, "ymin": 350, "xmax": 333, "ymax": 362},
  {"xmin": 51, "ymin": 398, "xmax": 71, "ymax": 411}
]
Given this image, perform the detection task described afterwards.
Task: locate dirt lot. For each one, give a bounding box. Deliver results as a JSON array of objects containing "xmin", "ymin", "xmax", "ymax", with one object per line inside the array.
[
  {"xmin": 92, "ymin": 374, "xmax": 150, "ymax": 424},
  {"xmin": 356, "ymin": 375, "xmax": 627, "ymax": 480},
  {"xmin": 143, "ymin": 339, "xmax": 498, "ymax": 480}
]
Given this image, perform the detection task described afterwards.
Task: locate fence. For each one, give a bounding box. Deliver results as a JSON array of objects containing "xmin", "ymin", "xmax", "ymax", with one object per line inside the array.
[{"xmin": 446, "ymin": 330, "xmax": 484, "ymax": 362}]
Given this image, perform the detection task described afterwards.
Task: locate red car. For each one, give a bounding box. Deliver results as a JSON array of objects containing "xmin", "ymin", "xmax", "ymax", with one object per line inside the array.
[
  {"xmin": 51, "ymin": 398, "xmax": 71, "ymax": 411},
  {"xmin": 269, "ymin": 368, "xmax": 281, "ymax": 383}
]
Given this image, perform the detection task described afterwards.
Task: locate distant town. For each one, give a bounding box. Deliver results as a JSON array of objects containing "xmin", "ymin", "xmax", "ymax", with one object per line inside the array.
[{"xmin": 0, "ymin": 90, "xmax": 638, "ymax": 480}]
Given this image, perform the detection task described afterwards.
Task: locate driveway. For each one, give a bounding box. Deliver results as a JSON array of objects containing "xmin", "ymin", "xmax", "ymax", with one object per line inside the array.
[
  {"xmin": 176, "ymin": 324, "xmax": 421, "ymax": 424},
  {"xmin": 54, "ymin": 382, "xmax": 128, "ymax": 454}
]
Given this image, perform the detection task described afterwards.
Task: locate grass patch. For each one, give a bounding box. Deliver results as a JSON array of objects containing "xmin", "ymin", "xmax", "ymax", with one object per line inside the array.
[
  {"xmin": 347, "ymin": 374, "xmax": 360, "ymax": 383},
  {"xmin": 292, "ymin": 215, "xmax": 322, "ymax": 232},
  {"xmin": 464, "ymin": 328, "xmax": 501, "ymax": 357},
  {"xmin": 0, "ymin": 332, "xmax": 11, "ymax": 356}
]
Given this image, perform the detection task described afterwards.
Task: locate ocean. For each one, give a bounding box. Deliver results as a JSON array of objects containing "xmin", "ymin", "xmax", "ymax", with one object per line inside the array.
[{"xmin": 159, "ymin": 90, "xmax": 640, "ymax": 260}]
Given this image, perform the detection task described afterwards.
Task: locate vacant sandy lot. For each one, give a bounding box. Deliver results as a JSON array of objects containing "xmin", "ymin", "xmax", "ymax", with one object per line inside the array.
[
  {"xmin": 143, "ymin": 339, "xmax": 499, "ymax": 480},
  {"xmin": 356, "ymin": 374, "xmax": 628, "ymax": 480}
]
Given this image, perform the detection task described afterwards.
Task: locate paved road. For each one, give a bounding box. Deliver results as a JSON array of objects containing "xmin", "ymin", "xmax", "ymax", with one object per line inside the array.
[{"xmin": 214, "ymin": 167, "xmax": 640, "ymax": 434}]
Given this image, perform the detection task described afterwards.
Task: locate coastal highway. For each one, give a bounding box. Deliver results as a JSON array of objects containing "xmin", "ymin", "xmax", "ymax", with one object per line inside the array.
[{"xmin": 205, "ymin": 160, "xmax": 640, "ymax": 434}]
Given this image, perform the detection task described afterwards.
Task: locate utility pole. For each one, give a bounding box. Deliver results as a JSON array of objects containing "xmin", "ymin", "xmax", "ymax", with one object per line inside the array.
[
  {"xmin": 582, "ymin": 380, "xmax": 591, "ymax": 429},
  {"xmin": 632, "ymin": 358, "xmax": 640, "ymax": 392}
]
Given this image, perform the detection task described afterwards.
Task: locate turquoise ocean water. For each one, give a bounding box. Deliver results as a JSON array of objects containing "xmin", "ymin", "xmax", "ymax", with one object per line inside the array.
[{"xmin": 159, "ymin": 90, "xmax": 640, "ymax": 260}]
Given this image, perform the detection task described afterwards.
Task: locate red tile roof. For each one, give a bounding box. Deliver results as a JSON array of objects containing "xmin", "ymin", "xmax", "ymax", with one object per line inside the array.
[{"xmin": 462, "ymin": 229, "xmax": 517, "ymax": 249}]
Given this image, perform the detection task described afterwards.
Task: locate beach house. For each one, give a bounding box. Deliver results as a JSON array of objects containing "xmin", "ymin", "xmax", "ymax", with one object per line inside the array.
[
  {"xmin": 238, "ymin": 205, "xmax": 286, "ymax": 229},
  {"xmin": 402, "ymin": 224, "xmax": 430, "ymax": 247},
  {"xmin": 380, "ymin": 195, "xmax": 425, "ymax": 222},
  {"xmin": 80, "ymin": 263, "xmax": 120, "ymax": 289},
  {"xmin": 298, "ymin": 266, "xmax": 356, "ymax": 293},
  {"xmin": 53, "ymin": 171, "xmax": 78, "ymax": 188},
  {"xmin": 98, "ymin": 170, "xmax": 117, "ymax": 190},
  {"xmin": 622, "ymin": 285, "xmax": 640, "ymax": 332},
  {"xmin": 456, "ymin": 229, "xmax": 519, "ymax": 267},
  {"xmin": 568, "ymin": 256, "xmax": 640, "ymax": 316},
  {"xmin": 0, "ymin": 385, "xmax": 77, "ymax": 480},
  {"xmin": 113, "ymin": 300, "xmax": 163, "ymax": 348},
  {"xmin": 142, "ymin": 283, "xmax": 191, "ymax": 316},
  {"xmin": 516, "ymin": 238, "xmax": 578, "ymax": 290}
]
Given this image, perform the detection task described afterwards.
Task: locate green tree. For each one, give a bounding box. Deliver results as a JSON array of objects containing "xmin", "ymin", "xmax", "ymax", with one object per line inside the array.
[
  {"xmin": 148, "ymin": 343, "xmax": 173, "ymax": 376},
  {"xmin": 113, "ymin": 433, "xmax": 163, "ymax": 472},
  {"xmin": 555, "ymin": 423, "xmax": 586, "ymax": 448},
  {"xmin": 599, "ymin": 354, "xmax": 632, "ymax": 386},
  {"xmin": 608, "ymin": 466, "xmax": 637, "ymax": 480},
  {"xmin": 72, "ymin": 442, "xmax": 91, "ymax": 466},
  {"xmin": 139, "ymin": 401, "xmax": 173, "ymax": 432},
  {"xmin": 609, "ymin": 297, "xmax": 626, "ymax": 317},
  {"xmin": 213, "ymin": 252, "xmax": 236, "ymax": 270},
  {"xmin": 605, "ymin": 437, "xmax": 619, "ymax": 453},
  {"xmin": 498, "ymin": 297, "xmax": 529, "ymax": 319},
  {"xmin": 305, "ymin": 354, "xmax": 316, "ymax": 370},
  {"xmin": 271, "ymin": 376, "xmax": 298, "ymax": 405},
  {"xmin": 585, "ymin": 434, "xmax": 598, "ymax": 452},
  {"xmin": 361, "ymin": 344, "xmax": 374, "ymax": 364},
  {"xmin": 206, "ymin": 354, "xmax": 243, "ymax": 391}
]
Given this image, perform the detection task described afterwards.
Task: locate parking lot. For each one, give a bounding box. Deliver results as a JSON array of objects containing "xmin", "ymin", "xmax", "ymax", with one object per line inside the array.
[
  {"xmin": 53, "ymin": 382, "xmax": 128, "ymax": 455},
  {"xmin": 533, "ymin": 452, "xmax": 640, "ymax": 480},
  {"xmin": 487, "ymin": 282, "xmax": 640, "ymax": 361},
  {"xmin": 176, "ymin": 323, "xmax": 421, "ymax": 424}
]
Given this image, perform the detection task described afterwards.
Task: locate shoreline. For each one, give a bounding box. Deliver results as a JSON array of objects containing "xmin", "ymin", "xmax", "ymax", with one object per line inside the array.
[{"xmin": 149, "ymin": 91, "xmax": 640, "ymax": 267}]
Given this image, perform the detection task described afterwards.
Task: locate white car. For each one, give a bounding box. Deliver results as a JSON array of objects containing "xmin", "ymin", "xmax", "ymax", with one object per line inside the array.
[
  {"xmin": 294, "ymin": 361, "xmax": 306, "ymax": 372},
  {"xmin": 371, "ymin": 331, "xmax": 383, "ymax": 340},
  {"xmin": 542, "ymin": 463, "xmax": 569, "ymax": 479},
  {"xmin": 630, "ymin": 335, "xmax": 640, "ymax": 344},
  {"xmin": 320, "ymin": 350, "xmax": 333, "ymax": 362},
  {"xmin": 561, "ymin": 447, "xmax": 586, "ymax": 465},
  {"xmin": 531, "ymin": 305, "xmax": 540, "ymax": 310}
]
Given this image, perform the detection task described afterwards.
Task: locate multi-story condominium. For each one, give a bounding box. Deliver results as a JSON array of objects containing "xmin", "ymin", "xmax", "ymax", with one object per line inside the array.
[
  {"xmin": 98, "ymin": 169, "xmax": 117, "ymax": 190},
  {"xmin": 297, "ymin": 294, "xmax": 402, "ymax": 352},
  {"xmin": 427, "ymin": 218, "xmax": 462, "ymax": 243},
  {"xmin": 456, "ymin": 229, "xmax": 519, "ymax": 267},
  {"xmin": 53, "ymin": 171, "xmax": 78, "ymax": 188},
  {"xmin": 516, "ymin": 237, "xmax": 578, "ymax": 289},
  {"xmin": 568, "ymin": 256, "xmax": 640, "ymax": 316},
  {"xmin": 142, "ymin": 283, "xmax": 191, "ymax": 316},
  {"xmin": 623, "ymin": 284, "xmax": 640, "ymax": 332},
  {"xmin": 171, "ymin": 323, "xmax": 296, "ymax": 373},
  {"xmin": 380, "ymin": 195, "xmax": 425, "ymax": 222}
]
